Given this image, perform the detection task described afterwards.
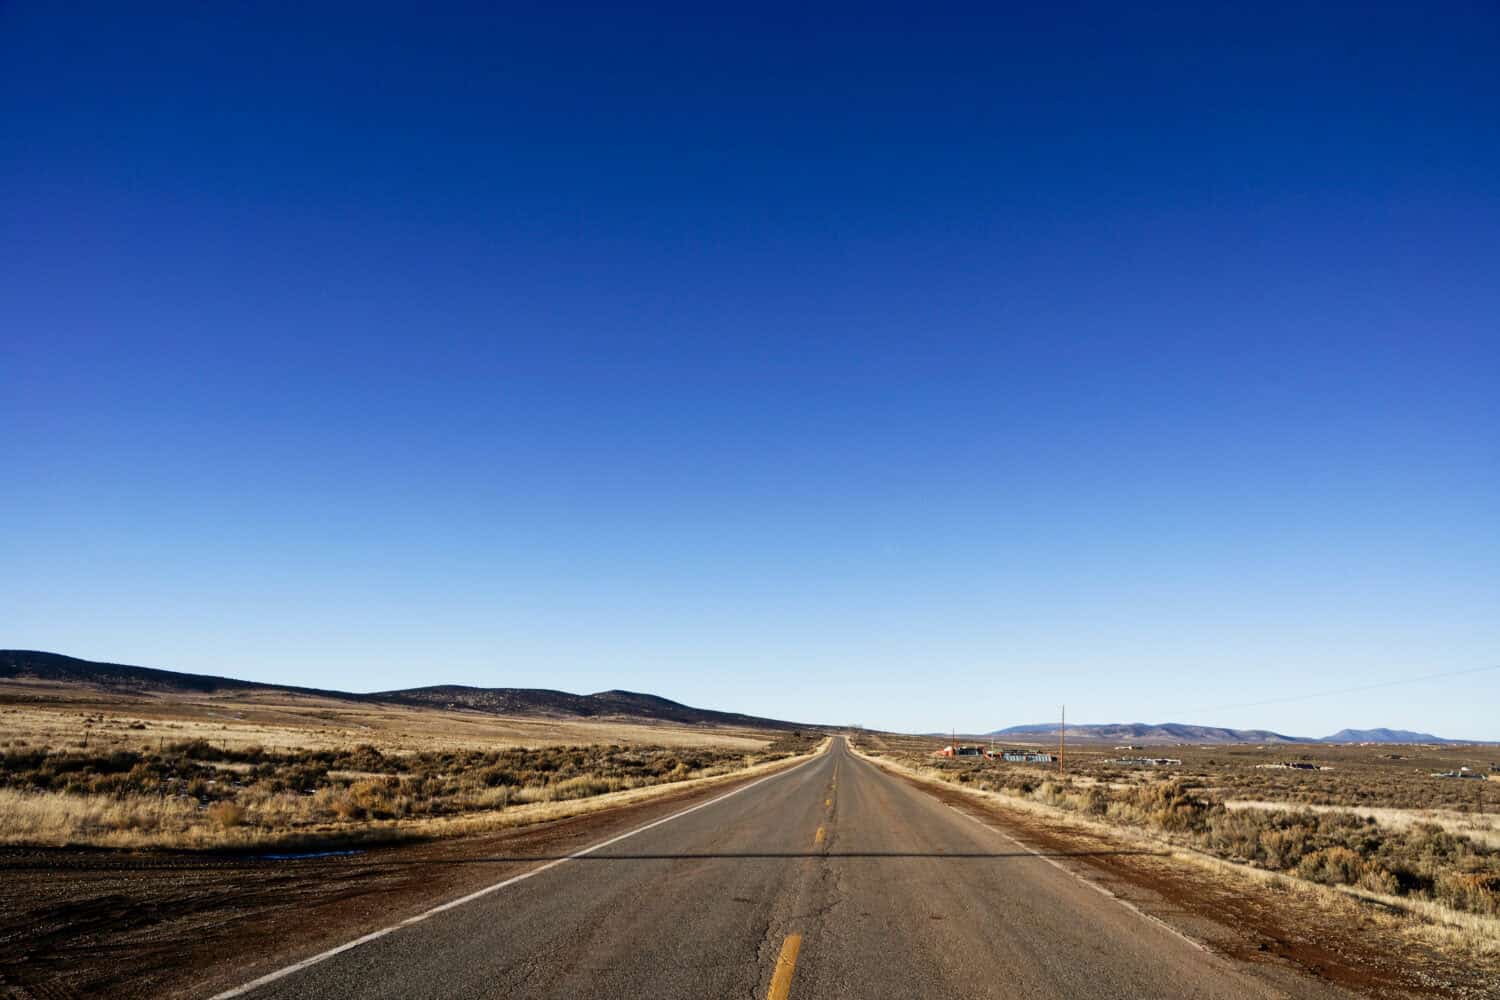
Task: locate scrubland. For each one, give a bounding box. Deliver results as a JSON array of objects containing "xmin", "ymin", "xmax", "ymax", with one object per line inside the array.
[
  {"xmin": 857, "ymin": 733, "xmax": 1500, "ymax": 924},
  {"xmin": 0, "ymin": 691, "xmax": 820, "ymax": 849}
]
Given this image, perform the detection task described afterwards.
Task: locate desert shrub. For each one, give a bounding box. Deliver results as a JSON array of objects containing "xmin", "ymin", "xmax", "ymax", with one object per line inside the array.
[
  {"xmin": 1258, "ymin": 824, "xmax": 1311, "ymax": 869},
  {"xmin": 336, "ymin": 744, "xmax": 393, "ymax": 772},
  {"xmin": 1131, "ymin": 779, "xmax": 1212, "ymax": 833},
  {"xmin": 1296, "ymin": 846, "xmax": 1364, "ymax": 886},
  {"xmin": 279, "ymin": 763, "xmax": 330, "ymax": 792},
  {"xmin": 1358, "ymin": 866, "xmax": 1400, "ymax": 895},
  {"xmin": 207, "ymin": 801, "xmax": 246, "ymax": 828},
  {"xmin": 1433, "ymin": 873, "xmax": 1500, "ymax": 916},
  {"xmin": 765, "ymin": 732, "xmax": 821, "ymax": 756},
  {"xmin": 551, "ymin": 776, "xmax": 618, "ymax": 800},
  {"xmin": 166, "ymin": 739, "xmax": 227, "ymax": 762},
  {"xmin": 330, "ymin": 793, "xmax": 364, "ymax": 821},
  {"xmin": 347, "ymin": 778, "xmax": 403, "ymax": 819},
  {"xmin": 479, "ymin": 766, "xmax": 519, "ymax": 787}
]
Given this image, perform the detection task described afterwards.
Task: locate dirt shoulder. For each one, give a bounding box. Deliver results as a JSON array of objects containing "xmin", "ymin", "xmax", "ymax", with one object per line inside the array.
[
  {"xmin": 857, "ymin": 749, "xmax": 1499, "ymax": 1000},
  {"xmin": 0, "ymin": 752, "xmax": 818, "ymax": 1000}
]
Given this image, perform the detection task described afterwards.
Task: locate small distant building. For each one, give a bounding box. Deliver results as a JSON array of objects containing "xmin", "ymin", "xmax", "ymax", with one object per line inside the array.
[
  {"xmin": 1114, "ymin": 756, "xmax": 1182, "ymax": 767},
  {"xmin": 934, "ymin": 744, "xmax": 983, "ymax": 758},
  {"xmin": 1001, "ymin": 751, "xmax": 1056, "ymax": 764}
]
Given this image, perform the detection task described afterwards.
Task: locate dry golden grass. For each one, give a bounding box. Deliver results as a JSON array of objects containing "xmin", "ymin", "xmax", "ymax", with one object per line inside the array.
[
  {"xmin": 0, "ymin": 744, "xmax": 826, "ymax": 851},
  {"xmin": 1224, "ymin": 799, "xmax": 1500, "ymax": 849},
  {"xmin": 0, "ymin": 679, "xmax": 774, "ymax": 755},
  {"xmin": 0, "ymin": 678, "xmax": 824, "ymax": 850}
]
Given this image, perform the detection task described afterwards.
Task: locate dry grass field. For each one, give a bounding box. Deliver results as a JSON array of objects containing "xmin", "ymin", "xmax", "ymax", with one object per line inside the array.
[
  {"xmin": 854, "ymin": 732, "xmax": 1500, "ymax": 925},
  {"xmin": 0, "ymin": 677, "xmax": 775, "ymax": 752},
  {"xmin": 0, "ymin": 679, "xmax": 819, "ymax": 850}
]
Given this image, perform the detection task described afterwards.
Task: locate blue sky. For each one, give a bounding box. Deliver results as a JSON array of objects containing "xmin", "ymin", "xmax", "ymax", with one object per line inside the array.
[{"xmin": 4, "ymin": 3, "xmax": 1497, "ymax": 738}]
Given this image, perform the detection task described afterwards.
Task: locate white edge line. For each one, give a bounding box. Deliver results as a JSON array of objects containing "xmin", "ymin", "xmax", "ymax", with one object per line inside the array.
[
  {"xmin": 944, "ymin": 801, "xmax": 1212, "ymax": 954},
  {"xmin": 208, "ymin": 750, "xmax": 825, "ymax": 999},
  {"xmin": 850, "ymin": 748, "xmax": 1212, "ymax": 956}
]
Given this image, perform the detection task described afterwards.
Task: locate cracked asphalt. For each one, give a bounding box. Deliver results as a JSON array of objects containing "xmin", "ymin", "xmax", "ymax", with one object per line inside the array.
[{"xmin": 229, "ymin": 738, "xmax": 1347, "ymax": 999}]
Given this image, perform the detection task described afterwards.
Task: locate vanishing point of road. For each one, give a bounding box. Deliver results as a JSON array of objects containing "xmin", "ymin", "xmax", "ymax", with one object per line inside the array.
[{"xmin": 214, "ymin": 737, "xmax": 1345, "ymax": 1000}]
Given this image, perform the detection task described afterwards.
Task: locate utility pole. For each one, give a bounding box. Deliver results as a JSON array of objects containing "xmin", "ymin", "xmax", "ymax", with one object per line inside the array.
[{"xmin": 1058, "ymin": 705, "xmax": 1066, "ymax": 776}]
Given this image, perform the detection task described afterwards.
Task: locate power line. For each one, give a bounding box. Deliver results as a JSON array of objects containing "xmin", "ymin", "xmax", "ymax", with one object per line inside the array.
[{"xmin": 1192, "ymin": 664, "xmax": 1500, "ymax": 714}]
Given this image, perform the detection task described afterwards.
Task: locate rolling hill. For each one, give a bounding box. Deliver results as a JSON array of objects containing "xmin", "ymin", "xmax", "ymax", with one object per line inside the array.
[
  {"xmin": 0, "ymin": 650, "xmax": 814, "ymax": 732},
  {"xmin": 988, "ymin": 722, "xmax": 1313, "ymax": 744},
  {"xmin": 1321, "ymin": 728, "xmax": 1449, "ymax": 744},
  {"xmin": 377, "ymin": 684, "xmax": 812, "ymax": 730}
]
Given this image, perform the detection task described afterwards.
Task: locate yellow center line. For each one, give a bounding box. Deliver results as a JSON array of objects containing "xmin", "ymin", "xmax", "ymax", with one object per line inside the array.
[
  {"xmin": 814, "ymin": 825, "xmax": 826, "ymax": 845},
  {"xmin": 767, "ymin": 933, "xmax": 802, "ymax": 1000}
]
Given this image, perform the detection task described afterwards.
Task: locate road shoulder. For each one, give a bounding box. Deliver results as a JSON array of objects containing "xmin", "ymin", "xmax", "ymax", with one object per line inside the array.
[{"xmin": 851, "ymin": 746, "xmax": 1493, "ymax": 1000}]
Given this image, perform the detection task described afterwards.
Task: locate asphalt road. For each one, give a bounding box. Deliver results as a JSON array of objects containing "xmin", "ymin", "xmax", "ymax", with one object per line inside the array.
[{"xmin": 220, "ymin": 738, "xmax": 1345, "ymax": 1000}]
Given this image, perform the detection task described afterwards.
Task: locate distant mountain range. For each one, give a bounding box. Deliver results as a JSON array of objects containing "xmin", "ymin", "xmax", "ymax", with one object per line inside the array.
[
  {"xmin": 0, "ymin": 650, "xmax": 815, "ymax": 732},
  {"xmin": 986, "ymin": 722, "xmax": 1465, "ymax": 745},
  {"xmin": 3, "ymin": 651, "xmax": 1473, "ymax": 743},
  {"xmin": 1321, "ymin": 728, "xmax": 1448, "ymax": 744},
  {"xmin": 988, "ymin": 722, "xmax": 1311, "ymax": 744}
]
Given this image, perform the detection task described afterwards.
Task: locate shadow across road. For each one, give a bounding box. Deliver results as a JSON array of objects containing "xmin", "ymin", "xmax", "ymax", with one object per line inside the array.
[
  {"xmin": 404, "ymin": 849, "xmax": 1164, "ymax": 863},
  {"xmin": 0, "ymin": 848, "xmax": 1165, "ymax": 873}
]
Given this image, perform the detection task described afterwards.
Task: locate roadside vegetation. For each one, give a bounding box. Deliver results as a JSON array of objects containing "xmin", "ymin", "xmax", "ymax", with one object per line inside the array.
[
  {"xmin": 858, "ymin": 735, "xmax": 1500, "ymax": 921},
  {"xmin": 0, "ymin": 732, "xmax": 821, "ymax": 850}
]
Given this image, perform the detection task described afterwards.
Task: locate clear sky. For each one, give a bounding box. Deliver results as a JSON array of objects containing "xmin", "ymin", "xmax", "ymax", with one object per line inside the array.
[{"xmin": 4, "ymin": 3, "xmax": 1497, "ymax": 738}]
